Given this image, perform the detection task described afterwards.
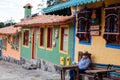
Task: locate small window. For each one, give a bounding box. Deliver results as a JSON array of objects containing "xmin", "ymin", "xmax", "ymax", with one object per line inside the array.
[
  {"xmin": 77, "ymin": 18, "xmax": 90, "ymax": 42},
  {"xmin": 12, "ymin": 36, "xmax": 19, "ymax": 45},
  {"xmin": 12, "ymin": 35, "xmax": 19, "ymax": 50},
  {"xmin": 76, "ymin": 10, "xmax": 92, "ymax": 43},
  {"xmin": 2, "ymin": 38, "xmax": 7, "ymax": 50},
  {"xmin": 47, "ymin": 27, "xmax": 53, "ymax": 48},
  {"xmin": 60, "ymin": 27, "xmax": 68, "ymax": 52},
  {"xmin": 103, "ymin": 6, "xmax": 120, "ymax": 47},
  {"xmin": 23, "ymin": 30, "xmax": 29, "ymax": 46},
  {"xmin": 40, "ymin": 28, "xmax": 44, "ymax": 47}
]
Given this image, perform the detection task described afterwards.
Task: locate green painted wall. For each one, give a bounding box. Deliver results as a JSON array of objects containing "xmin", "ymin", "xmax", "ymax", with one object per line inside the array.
[
  {"xmin": 37, "ymin": 24, "xmax": 74, "ymax": 65},
  {"xmin": 21, "ymin": 28, "xmax": 32, "ymax": 60},
  {"xmin": 20, "ymin": 24, "xmax": 74, "ymax": 65},
  {"xmin": 24, "ymin": 8, "xmax": 32, "ymax": 18}
]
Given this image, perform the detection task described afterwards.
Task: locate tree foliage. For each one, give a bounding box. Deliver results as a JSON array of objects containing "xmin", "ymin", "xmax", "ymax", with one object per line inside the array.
[
  {"xmin": 0, "ymin": 22, "xmax": 4, "ymax": 28},
  {"xmin": 0, "ymin": 22, "xmax": 16, "ymax": 28},
  {"xmin": 38, "ymin": 0, "xmax": 59, "ymax": 13},
  {"xmin": 47, "ymin": 0, "xmax": 59, "ymax": 7}
]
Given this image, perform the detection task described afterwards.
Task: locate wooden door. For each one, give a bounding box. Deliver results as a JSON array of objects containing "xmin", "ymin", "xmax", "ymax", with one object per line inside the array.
[{"xmin": 32, "ymin": 28, "xmax": 36, "ymax": 59}]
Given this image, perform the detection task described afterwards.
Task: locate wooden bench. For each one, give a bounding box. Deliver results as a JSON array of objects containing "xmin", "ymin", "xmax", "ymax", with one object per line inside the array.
[
  {"xmin": 78, "ymin": 51, "xmax": 119, "ymax": 80},
  {"xmin": 85, "ymin": 69, "xmax": 116, "ymax": 80},
  {"xmin": 79, "ymin": 65, "xmax": 117, "ymax": 80}
]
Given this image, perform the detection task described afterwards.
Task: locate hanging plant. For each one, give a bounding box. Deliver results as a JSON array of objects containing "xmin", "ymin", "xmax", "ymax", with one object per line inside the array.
[{"xmin": 11, "ymin": 44, "xmax": 19, "ymax": 50}]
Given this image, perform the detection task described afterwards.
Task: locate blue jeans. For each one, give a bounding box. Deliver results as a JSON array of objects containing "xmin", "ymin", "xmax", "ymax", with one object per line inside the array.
[{"xmin": 69, "ymin": 69, "xmax": 86, "ymax": 80}]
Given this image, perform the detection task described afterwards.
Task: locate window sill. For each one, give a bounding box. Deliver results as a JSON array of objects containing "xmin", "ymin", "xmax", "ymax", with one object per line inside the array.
[
  {"xmin": 39, "ymin": 46, "xmax": 45, "ymax": 49},
  {"xmin": 46, "ymin": 47, "xmax": 52, "ymax": 51},
  {"xmin": 23, "ymin": 45, "xmax": 29, "ymax": 48},
  {"xmin": 59, "ymin": 50, "xmax": 68, "ymax": 54},
  {"xmin": 79, "ymin": 41, "xmax": 91, "ymax": 45},
  {"xmin": 104, "ymin": 32, "xmax": 120, "ymax": 35},
  {"xmin": 78, "ymin": 36, "xmax": 91, "ymax": 45},
  {"xmin": 77, "ymin": 32, "xmax": 88, "ymax": 34},
  {"xmin": 106, "ymin": 44, "xmax": 120, "ymax": 49}
]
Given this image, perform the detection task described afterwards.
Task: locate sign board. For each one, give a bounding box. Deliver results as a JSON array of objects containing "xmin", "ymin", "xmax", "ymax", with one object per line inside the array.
[
  {"xmin": 90, "ymin": 31, "xmax": 100, "ymax": 36},
  {"xmin": 90, "ymin": 25, "xmax": 100, "ymax": 36},
  {"xmin": 90, "ymin": 25, "xmax": 100, "ymax": 30}
]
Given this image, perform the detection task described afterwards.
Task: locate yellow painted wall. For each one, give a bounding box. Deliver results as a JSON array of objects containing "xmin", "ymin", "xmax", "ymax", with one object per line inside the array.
[{"xmin": 75, "ymin": 0, "xmax": 120, "ymax": 65}]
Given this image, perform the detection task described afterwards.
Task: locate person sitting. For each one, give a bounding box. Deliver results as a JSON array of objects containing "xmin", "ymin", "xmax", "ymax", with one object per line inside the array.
[{"xmin": 69, "ymin": 51, "xmax": 91, "ymax": 80}]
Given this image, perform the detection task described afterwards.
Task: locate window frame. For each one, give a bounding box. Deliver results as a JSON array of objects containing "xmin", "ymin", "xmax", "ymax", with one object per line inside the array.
[
  {"xmin": 12, "ymin": 35, "xmax": 19, "ymax": 50},
  {"xmin": 76, "ymin": 10, "xmax": 92, "ymax": 45},
  {"xmin": 103, "ymin": 6, "xmax": 120, "ymax": 49},
  {"xmin": 22, "ymin": 29, "xmax": 30, "ymax": 47},
  {"xmin": 12, "ymin": 35, "xmax": 19, "ymax": 45},
  {"xmin": 46, "ymin": 26, "xmax": 53, "ymax": 50},
  {"xmin": 2, "ymin": 38, "xmax": 7, "ymax": 50},
  {"xmin": 59, "ymin": 25, "xmax": 69, "ymax": 54},
  {"xmin": 39, "ymin": 27, "xmax": 45, "ymax": 48}
]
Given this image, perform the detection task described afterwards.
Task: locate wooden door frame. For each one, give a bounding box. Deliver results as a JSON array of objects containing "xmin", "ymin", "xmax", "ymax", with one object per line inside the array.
[{"xmin": 32, "ymin": 28, "xmax": 36, "ymax": 59}]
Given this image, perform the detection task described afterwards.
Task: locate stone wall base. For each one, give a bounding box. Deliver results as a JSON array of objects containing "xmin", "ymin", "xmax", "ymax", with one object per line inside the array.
[
  {"xmin": 36, "ymin": 59, "xmax": 61, "ymax": 73},
  {"xmin": 20, "ymin": 57, "xmax": 61, "ymax": 73},
  {"xmin": 1, "ymin": 56, "xmax": 21, "ymax": 65}
]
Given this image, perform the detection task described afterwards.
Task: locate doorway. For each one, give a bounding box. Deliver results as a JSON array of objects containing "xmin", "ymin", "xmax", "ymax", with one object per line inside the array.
[{"xmin": 32, "ymin": 28, "xmax": 37, "ymax": 59}]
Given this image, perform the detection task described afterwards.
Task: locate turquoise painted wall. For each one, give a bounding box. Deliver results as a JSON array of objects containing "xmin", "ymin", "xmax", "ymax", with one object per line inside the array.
[
  {"xmin": 20, "ymin": 24, "xmax": 74, "ymax": 65},
  {"xmin": 24, "ymin": 8, "xmax": 32, "ymax": 18},
  {"xmin": 37, "ymin": 24, "xmax": 74, "ymax": 65},
  {"xmin": 21, "ymin": 28, "xmax": 32, "ymax": 60}
]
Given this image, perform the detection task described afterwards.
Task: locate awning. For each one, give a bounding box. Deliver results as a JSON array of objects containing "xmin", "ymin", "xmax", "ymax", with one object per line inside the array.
[{"xmin": 42, "ymin": 0, "xmax": 100, "ymax": 13}]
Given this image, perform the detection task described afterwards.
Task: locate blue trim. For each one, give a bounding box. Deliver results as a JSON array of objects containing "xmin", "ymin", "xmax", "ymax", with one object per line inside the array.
[
  {"xmin": 110, "ymin": 72, "xmax": 120, "ymax": 78},
  {"xmin": 79, "ymin": 36, "xmax": 92, "ymax": 45},
  {"xmin": 72, "ymin": 10, "xmax": 77, "ymax": 62},
  {"xmin": 92, "ymin": 63, "xmax": 109, "ymax": 68},
  {"xmin": 106, "ymin": 44, "xmax": 120, "ymax": 49},
  {"xmin": 42, "ymin": 0, "xmax": 101, "ymax": 13},
  {"xmin": 92, "ymin": 63, "xmax": 120, "ymax": 78},
  {"xmin": 93, "ymin": 63, "xmax": 120, "ymax": 69}
]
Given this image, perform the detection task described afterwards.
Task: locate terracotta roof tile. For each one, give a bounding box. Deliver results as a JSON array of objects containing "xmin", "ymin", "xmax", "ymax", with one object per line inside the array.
[
  {"xmin": 0, "ymin": 26, "xmax": 21, "ymax": 34},
  {"xmin": 15, "ymin": 15, "xmax": 75, "ymax": 27}
]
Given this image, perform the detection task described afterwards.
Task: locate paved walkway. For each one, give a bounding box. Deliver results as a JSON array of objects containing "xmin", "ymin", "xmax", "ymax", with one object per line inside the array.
[{"xmin": 0, "ymin": 61, "xmax": 66, "ymax": 80}]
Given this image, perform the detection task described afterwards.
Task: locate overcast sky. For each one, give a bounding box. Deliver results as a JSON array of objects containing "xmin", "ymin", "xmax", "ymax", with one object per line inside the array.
[{"xmin": 0, "ymin": 0, "xmax": 47, "ymax": 22}]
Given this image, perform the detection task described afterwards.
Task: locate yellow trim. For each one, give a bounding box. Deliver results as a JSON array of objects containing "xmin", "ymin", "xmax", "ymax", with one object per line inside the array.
[
  {"xmin": 38, "ymin": 27, "xmax": 45, "ymax": 49},
  {"xmin": 46, "ymin": 26, "xmax": 54, "ymax": 51},
  {"xmin": 22, "ymin": 29, "xmax": 30, "ymax": 48},
  {"xmin": 59, "ymin": 25, "xmax": 69, "ymax": 54}
]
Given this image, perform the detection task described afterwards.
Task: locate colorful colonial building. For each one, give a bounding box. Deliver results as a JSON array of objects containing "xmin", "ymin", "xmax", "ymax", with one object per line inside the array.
[
  {"xmin": 43, "ymin": 0, "xmax": 120, "ymax": 65},
  {"xmin": 0, "ymin": 26, "xmax": 21, "ymax": 63},
  {"xmin": 15, "ymin": 3, "xmax": 75, "ymax": 71},
  {"xmin": 43, "ymin": 0, "xmax": 120, "ymax": 77}
]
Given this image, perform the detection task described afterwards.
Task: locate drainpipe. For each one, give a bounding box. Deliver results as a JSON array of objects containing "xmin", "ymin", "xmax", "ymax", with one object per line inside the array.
[{"xmin": 72, "ymin": 6, "xmax": 77, "ymax": 63}]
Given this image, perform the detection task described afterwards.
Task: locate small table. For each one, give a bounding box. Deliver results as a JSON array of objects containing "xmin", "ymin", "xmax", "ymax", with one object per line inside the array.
[
  {"xmin": 60, "ymin": 65, "xmax": 79, "ymax": 80},
  {"xmin": 85, "ymin": 69, "xmax": 115, "ymax": 80}
]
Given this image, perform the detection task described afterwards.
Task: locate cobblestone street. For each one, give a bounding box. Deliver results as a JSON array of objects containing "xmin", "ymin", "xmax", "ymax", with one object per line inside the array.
[{"xmin": 0, "ymin": 61, "xmax": 62, "ymax": 80}]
